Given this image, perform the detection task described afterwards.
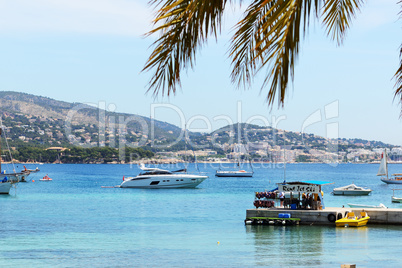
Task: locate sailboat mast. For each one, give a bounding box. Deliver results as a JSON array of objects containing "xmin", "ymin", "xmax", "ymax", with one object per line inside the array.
[
  {"xmin": 184, "ymin": 124, "xmax": 188, "ymax": 170},
  {"xmin": 386, "ymin": 148, "xmax": 389, "ymax": 180},
  {"xmin": 283, "ymin": 146, "xmax": 286, "ymax": 182}
]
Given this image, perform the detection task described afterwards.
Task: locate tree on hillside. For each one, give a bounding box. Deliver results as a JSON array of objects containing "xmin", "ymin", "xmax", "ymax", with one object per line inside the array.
[{"xmin": 143, "ymin": 0, "xmax": 402, "ymax": 108}]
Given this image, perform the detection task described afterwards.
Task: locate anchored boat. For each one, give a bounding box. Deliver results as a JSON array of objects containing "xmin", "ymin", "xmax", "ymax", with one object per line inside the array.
[
  {"xmin": 392, "ymin": 189, "xmax": 402, "ymax": 203},
  {"xmin": 120, "ymin": 164, "xmax": 208, "ymax": 189},
  {"xmin": 215, "ymin": 144, "xmax": 253, "ymax": 177},
  {"xmin": 332, "ymin": 184, "xmax": 372, "ymax": 195},
  {"xmin": 215, "ymin": 170, "xmax": 253, "ymax": 177},
  {"xmin": 0, "ymin": 127, "xmax": 37, "ymax": 194},
  {"xmin": 378, "ymin": 149, "xmax": 402, "ymax": 184},
  {"xmin": 40, "ymin": 175, "xmax": 52, "ymax": 181}
]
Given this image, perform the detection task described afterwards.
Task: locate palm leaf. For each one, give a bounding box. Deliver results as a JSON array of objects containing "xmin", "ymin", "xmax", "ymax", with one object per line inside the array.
[
  {"xmin": 395, "ymin": 45, "xmax": 402, "ymax": 103},
  {"xmin": 395, "ymin": 1, "xmax": 402, "ymax": 113},
  {"xmin": 230, "ymin": 0, "xmax": 321, "ymax": 107},
  {"xmin": 322, "ymin": 0, "xmax": 364, "ymax": 45},
  {"xmin": 143, "ymin": 0, "xmax": 228, "ymax": 96}
]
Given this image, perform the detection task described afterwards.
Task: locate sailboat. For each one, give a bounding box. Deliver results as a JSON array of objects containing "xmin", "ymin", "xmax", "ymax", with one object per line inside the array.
[
  {"xmin": 378, "ymin": 149, "xmax": 402, "ymax": 184},
  {"xmin": 215, "ymin": 144, "xmax": 254, "ymax": 177},
  {"xmin": 0, "ymin": 118, "xmax": 40, "ymax": 193},
  {"xmin": 0, "ymin": 127, "xmax": 30, "ymax": 193}
]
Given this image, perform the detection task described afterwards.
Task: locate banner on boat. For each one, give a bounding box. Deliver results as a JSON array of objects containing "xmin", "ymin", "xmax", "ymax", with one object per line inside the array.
[{"xmin": 278, "ymin": 184, "xmax": 320, "ymax": 193}]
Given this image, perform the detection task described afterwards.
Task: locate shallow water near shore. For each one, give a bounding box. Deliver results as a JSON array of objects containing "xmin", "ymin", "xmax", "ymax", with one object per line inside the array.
[{"xmin": 1, "ymin": 163, "xmax": 402, "ymax": 267}]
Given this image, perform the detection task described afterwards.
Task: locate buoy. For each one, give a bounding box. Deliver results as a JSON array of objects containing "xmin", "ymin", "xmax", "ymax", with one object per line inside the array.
[
  {"xmin": 32, "ymin": 180, "xmax": 35, "ymax": 182},
  {"xmin": 217, "ymin": 241, "xmax": 220, "ymax": 245}
]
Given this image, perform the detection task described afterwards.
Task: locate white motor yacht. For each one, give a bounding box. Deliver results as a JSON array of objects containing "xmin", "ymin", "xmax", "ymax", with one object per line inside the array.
[{"xmin": 120, "ymin": 165, "xmax": 208, "ymax": 189}]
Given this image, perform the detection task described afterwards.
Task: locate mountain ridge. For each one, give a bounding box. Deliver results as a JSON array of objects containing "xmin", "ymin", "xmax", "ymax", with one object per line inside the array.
[{"xmin": 0, "ymin": 91, "xmax": 397, "ymax": 163}]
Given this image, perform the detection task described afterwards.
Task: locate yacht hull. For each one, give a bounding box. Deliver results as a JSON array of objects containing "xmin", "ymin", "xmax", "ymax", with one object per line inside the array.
[
  {"xmin": 392, "ymin": 196, "xmax": 402, "ymax": 203},
  {"xmin": 347, "ymin": 203, "xmax": 387, "ymax": 209},
  {"xmin": 215, "ymin": 171, "xmax": 253, "ymax": 177},
  {"xmin": 120, "ymin": 174, "xmax": 208, "ymax": 188},
  {"xmin": 381, "ymin": 178, "xmax": 402, "ymax": 184},
  {"xmin": 0, "ymin": 182, "xmax": 12, "ymax": 194},
  {"xmin": 332, "ymin": 190, "xmax": 371, "ymax": 195}
]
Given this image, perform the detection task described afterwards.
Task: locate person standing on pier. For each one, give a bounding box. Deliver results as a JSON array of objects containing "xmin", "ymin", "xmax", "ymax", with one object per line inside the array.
[{"xmin": 279, "ymin": 192, "xmax": 285, "ymax": 207}]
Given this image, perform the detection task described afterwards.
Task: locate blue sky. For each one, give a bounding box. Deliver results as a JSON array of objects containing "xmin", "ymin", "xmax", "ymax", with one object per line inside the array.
[{"xmin": 0, "ymin": 0, "xmax": 401, "ymax": 145}]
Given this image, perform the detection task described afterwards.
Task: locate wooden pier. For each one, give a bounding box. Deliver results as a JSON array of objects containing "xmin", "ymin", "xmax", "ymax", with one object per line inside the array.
[{"xmin": 246, "ymin": 207, "xmax": 402, "ymax": 225}]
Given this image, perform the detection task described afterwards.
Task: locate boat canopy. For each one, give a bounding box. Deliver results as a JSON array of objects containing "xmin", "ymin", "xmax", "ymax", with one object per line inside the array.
[
  {"xmin": 277, "ymin": 180, "xmax": 333, "ymax": 195},
  {"xmin": 140, "ymin": 170, "xmax": 172, "ymax": 175},
  {"xmin": 280, "ymin": 180, "xmax": 334, "ymax": 186},
  {"xmin": 300, "ymin": 180, "xmax": 334, "ymax": 185}
]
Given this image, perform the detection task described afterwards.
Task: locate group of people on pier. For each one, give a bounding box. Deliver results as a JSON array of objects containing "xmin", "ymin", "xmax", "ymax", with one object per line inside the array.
[{"xmin": 279, "ymin": 191, "xmax": 323, "ymax": 210}]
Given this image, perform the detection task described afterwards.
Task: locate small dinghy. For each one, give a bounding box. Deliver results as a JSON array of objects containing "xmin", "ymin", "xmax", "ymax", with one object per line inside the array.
[{"xmin": 40, "ymin": 175, "xmax": 52, "ymax": 181}]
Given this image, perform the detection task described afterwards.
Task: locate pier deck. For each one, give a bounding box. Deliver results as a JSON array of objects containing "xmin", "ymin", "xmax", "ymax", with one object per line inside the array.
[{"xmin": 246, "ymin": 207, "xmax": 402, "ymax": 225}]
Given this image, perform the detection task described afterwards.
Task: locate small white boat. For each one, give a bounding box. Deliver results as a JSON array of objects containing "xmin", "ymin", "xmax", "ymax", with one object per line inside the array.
[
  {"xmin": 392, "ymin": 189, "xmax": 402, "ymax": 203},
  {"xmin": 332, "ymin": 184, "xmax": 372, "ymax": 195},
  {"xmin": 216, "ymin": 144, "xmax": 253, "ymax": 177},
  {"xmin": 392, "ymin": 196, "xmax": 402, "ymax": 203},
  {"xmin": 120, "ymin": 165, "xmax": 208, "ymax": 189},
  {"xmin": 40, "ymin": 175, "xmax": 52, "ymax": 181},
  {"xmin": 348, "ymin": 203, "xmax": 387, "ymax": 209}
]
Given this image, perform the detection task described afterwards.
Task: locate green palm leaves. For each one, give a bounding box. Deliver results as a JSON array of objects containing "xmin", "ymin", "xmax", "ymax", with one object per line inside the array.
[{"xmin": 143, "ymin": 0, "xmax": 401, "ymax": 109}]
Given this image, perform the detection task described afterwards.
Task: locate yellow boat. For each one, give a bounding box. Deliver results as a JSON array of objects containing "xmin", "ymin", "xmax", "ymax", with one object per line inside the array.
[{"xmin": 335, "ymin": 211, "xmax": 370, "ymax": 227}]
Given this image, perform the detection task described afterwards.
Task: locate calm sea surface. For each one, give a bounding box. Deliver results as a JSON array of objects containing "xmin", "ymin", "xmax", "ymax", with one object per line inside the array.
[{"xmin": 1, "ymin": 163, "xmax": 402, "ymax": 267}]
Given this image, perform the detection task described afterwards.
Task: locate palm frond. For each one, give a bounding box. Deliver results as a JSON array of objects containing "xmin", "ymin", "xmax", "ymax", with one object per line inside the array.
[
  {"xmin": 230, "ymin": 0, "xmax": 321, "ymax": 107},
  {"xmin": 143, "ymin": 0, "xmax": 228, "ymax": 96},
  {"xmin": 322, "ymin": 0, "xmax": 364, "ymax": 45},
  {"xmin": 395, "ymin": 45, "xmax": 402, "ymax": 101},
  {"xmin": 394, "ymin": 2, "xmax": 402, "ymax": 115}
]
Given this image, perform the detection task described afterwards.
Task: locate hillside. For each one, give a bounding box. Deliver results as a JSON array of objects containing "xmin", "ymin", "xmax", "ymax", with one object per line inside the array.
[
  {"xmin": 0, "ymin": 91, "xmax": 182, "ymax": 149},
  {"xmin": 0, "ymin": 91, "xmax": 399, "ymax": 163}
]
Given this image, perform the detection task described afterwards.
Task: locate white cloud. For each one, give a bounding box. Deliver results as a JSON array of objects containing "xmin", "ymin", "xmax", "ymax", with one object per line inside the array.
[{"xmin": 0, "ymin": 0, "xmax": 153, "ymax": 36}]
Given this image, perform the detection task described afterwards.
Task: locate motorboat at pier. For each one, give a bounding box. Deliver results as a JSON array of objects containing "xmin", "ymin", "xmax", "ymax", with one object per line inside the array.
[{"xmin": 332, "ymin": 184, "xmax": 372, "ymax": 195}]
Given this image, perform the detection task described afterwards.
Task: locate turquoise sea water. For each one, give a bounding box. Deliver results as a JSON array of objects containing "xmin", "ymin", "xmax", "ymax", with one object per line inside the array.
[{"xmin": 1, "ymin": 163, "xmax": 402, "ymax": 267}]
